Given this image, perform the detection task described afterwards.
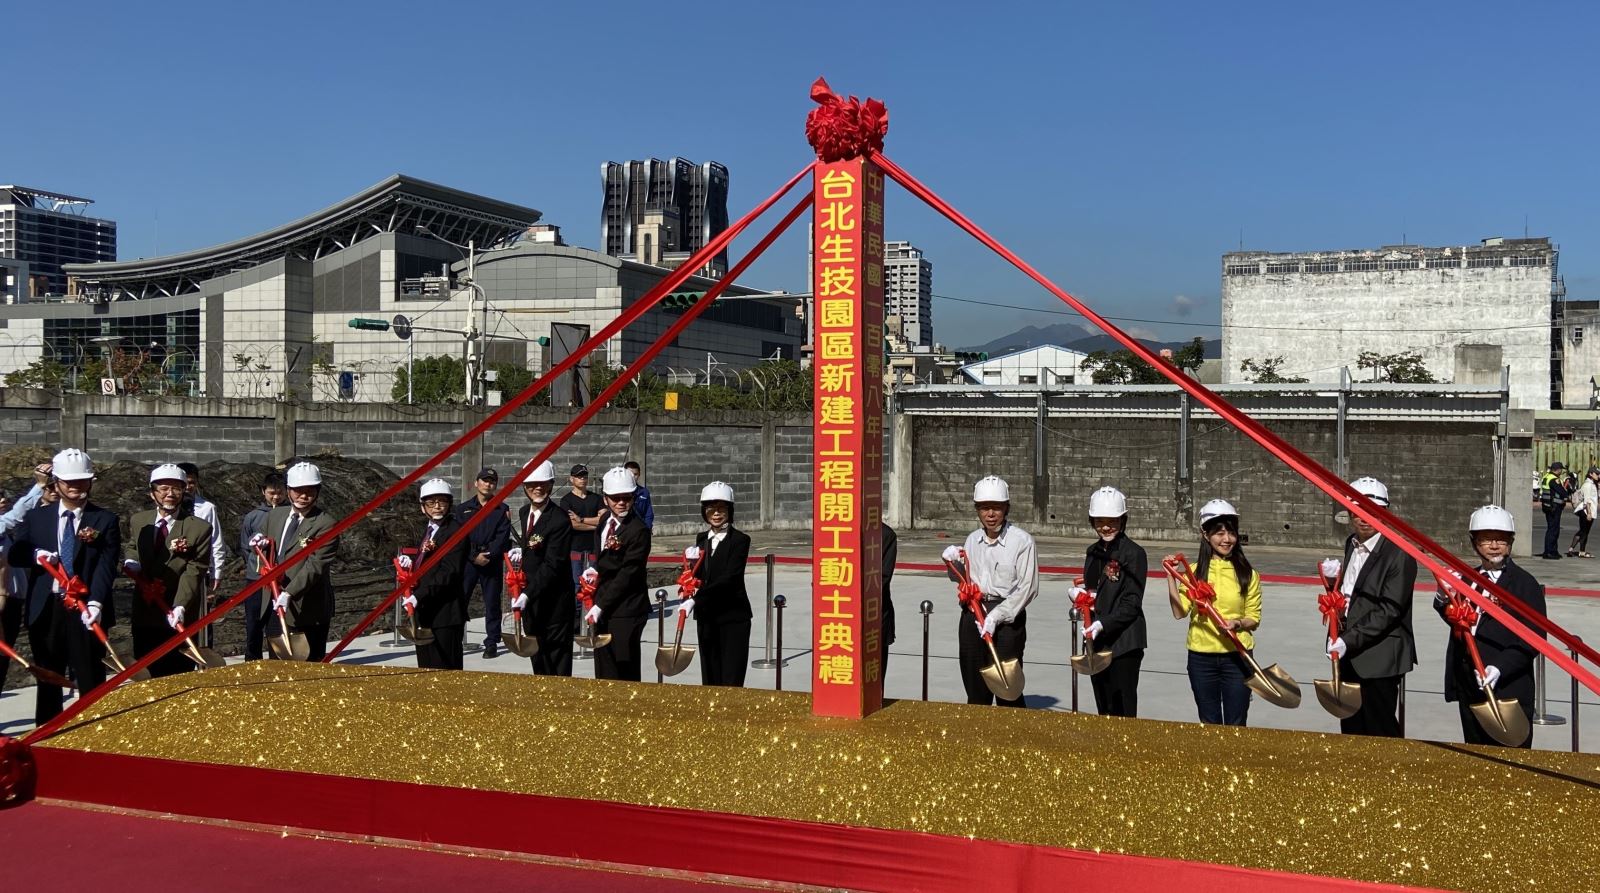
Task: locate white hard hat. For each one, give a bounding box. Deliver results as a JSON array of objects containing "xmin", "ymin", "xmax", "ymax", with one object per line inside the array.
[
  {"xmin": 1350, "ymin": 476, "xmax": 1389, "ymax": 506},
  {"xmin": 419, "ymin": 478, "xmax": 452, "ymax": 501},
  {"xmin": 527, "ymin": 460, "xmax": 556, "ymax": 483},
  {"xmin": 149, "ymin": 463, "xmax": 188, "ymax": 486},
  {"xmin": 700, "ymin": 481, "xmax": 735, "ymax": 504},
  {"xmin": 1469, "ymin": 504, "xmax": 1515, "ymax": 534},
  {"xmin": 1199, "ymin": 498, "xmax": 1239, "ymax": 527},
  {"xmin": 973, "ymin": 475, "xmax": 1010, "ymax": 503},
  {"xmin": 1089, "ymin": 486, "xmax": 1127, "ymax": 518},
  {"xmin": 601, "ymin": 466, "xmax": 637, "ymax": 496},
  {"xmin": 286, "ymin": 462, "xmax": 322, "ymax": 488},
  {"xmin": 52, "ymin": 448, "xmax": 95, "ymax": 481}
]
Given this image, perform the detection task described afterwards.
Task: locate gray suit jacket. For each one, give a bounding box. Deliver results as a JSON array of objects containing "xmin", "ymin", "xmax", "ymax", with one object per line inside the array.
[
  {"xmin": 1340, "ymin": 534, "xmax": 1418, "ymax": 679},
  {"xmin": 263, "ymin": 505, "xmax": 340, "ymax": 629}
]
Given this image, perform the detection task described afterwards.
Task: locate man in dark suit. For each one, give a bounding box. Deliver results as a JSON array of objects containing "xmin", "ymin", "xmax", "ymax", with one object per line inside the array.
[
  {"xmin": 585, "ymin": 466, "xmax": 651, "ymax": 681},
  {"xmin": 881, "ymin": 522, "xmax": 897, "ymax": 677},
  {"xmin": 684, "ymin": 481, "xmax": 753, "ymax": 687},
  {"xmin": 509, "ymin": 460, "xmax": 575, "ymax": 676},
  {"xmin": 257, "ymin": 462, "xmax": 340, "ymax": 661},
  {"xmin": 1328, "ymin": 476, "xmax": 1417, "ymax": 737},
  {"xmin": 406, "ymin": 479, "xmax": 469, "ymax": 669},
  {"xmin": 457, "ymin": 467, "xmax": 511, "ymax": 658},
  {"xmin": 8, "ymin": 448, "xmax": 122, "ymax": 725},
  {"xmin": 123, "ymin": 463, "xmax": 213, "ymax": 678},
  {"xmin": 1435, "ymin": 505, "xmax": 1546, "ymax": 748}
]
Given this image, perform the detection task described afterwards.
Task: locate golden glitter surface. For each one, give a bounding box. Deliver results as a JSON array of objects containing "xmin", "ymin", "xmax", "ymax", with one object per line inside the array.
[{"xmin": 43, "ymin": 663, "xmax": 1600, "ymax": 893}]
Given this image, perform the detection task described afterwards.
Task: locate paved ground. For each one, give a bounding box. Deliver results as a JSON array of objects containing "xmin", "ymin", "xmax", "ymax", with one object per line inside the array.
[{"xmin": 5, "ymin": 523, "xmax": 1597, "ymax": 753}]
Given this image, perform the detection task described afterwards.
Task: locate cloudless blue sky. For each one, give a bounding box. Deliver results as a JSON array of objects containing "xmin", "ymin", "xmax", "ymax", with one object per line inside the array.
[{"xmin": 10, "ymin": 1, "xmax": 1598, "ymax": 347}]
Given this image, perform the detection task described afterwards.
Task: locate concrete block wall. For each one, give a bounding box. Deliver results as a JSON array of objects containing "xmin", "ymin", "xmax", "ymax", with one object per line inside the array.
[
  {"xmin": 87, "ymin": 415, "xmax": 275, "ymax": 465},
  {"xmin": 772, "ymin": 427, "xmax": 814, "ymax": 526},
  {"xmin": 913, "ymin": 417, "xmax": 1036, "ymax": 524},
  {"xmin": 644, "ymin": 425, "xmax": 762, "ymax": 531},
  {"xmin": 0, "ymin": 407, "xmax": 58, "ymax": 449},
  {"xmin": 481, "ymin": 421, "xmax": 630, "ymax": 488},
  {"xmin": 1187, "ymin": 418, "xmax": 1343, "ymax": 547},
  {"xmin": 297, "ymin": 420, "xmax": 463, "ymax": 485}
]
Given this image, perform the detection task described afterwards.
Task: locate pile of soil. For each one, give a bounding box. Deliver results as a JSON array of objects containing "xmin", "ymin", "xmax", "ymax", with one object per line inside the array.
[{"xmin": 2, "ymin": 448, "xmax": 684, "ymax": 690}]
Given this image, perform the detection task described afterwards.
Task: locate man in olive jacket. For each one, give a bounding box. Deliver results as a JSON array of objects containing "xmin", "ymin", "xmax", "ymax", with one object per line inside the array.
[
  {"xmin": 123, "ymin": 463, "xmax": 213, "ymax": 677},
  {"xmin": 258, "ymin": 462, "xmax": 340, "ymax": 661}
]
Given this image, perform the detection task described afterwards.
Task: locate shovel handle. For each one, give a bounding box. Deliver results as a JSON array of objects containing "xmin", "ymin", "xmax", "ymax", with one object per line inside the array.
[{"xmin": 674, "ymin": 608, "xmax": 688, "ymax": 634}]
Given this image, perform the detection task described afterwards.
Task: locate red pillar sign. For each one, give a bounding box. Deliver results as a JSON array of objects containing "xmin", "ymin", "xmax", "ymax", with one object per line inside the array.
[{"xmin": 811, "ymin": 158, "xmax": 886, "ymax": 718}]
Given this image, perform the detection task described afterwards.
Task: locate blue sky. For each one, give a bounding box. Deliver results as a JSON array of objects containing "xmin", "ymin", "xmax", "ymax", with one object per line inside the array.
[{"xmin": 10, "ymin": 1, "xmax": 1597, "ymax": 347}]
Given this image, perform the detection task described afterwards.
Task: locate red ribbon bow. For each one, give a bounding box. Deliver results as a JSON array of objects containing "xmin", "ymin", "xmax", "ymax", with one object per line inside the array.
[
  {"xmin": 123, "ymin": 566, "xmax": 169, "ymax": 606},
  {"xmin": 1444, "ymin": 596, "xmax": 1479, "ymax": 634},
  {"xmin": 1072, "ymin": 587, "xmax": 1096, "ymax": 617},
  {"xmin": 0, "ymin": 736, "xmax": 35, "ymax": 806},
  {"xmin": 503, "ymin": 557, "xmax": 526, "ymax": 597},
  {"xmin": 1317, "ymin": 591, "xmax": 1347, "ymax": 623},
  {"xmin": 577, "ymin": 575, "xmax": 599, "ymax": 613},
  {"xmin": 676, "ymin": 553, "xmax": 705, "ymax": 600},
  {"xmin": 39, "ymin": 559, "xmax": 88, "ymax": 603},
  {"xmin": 1164, "ymin": 554, "xmax": 1216, "ymax": 606},
  {"xmin": 804, "ymin": 77, "xmax": 889, "ymax": 163}
]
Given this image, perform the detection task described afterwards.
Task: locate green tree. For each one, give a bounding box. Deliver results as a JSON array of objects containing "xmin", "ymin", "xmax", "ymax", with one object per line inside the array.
[
  {"xmin": 1239, "ymin": 356, "xmax": 1310, "ymax": 383},
  {"xmin": 1079, "ymin": 337, "xmax": 1206, "ymax": 385},
  {"xmin": 392, "ymin": 354, "xmax": 468, "ymax": 403},
  {"xmin": 1356, "ymin": 350, "xmax": 1437, "ymax": 383}
]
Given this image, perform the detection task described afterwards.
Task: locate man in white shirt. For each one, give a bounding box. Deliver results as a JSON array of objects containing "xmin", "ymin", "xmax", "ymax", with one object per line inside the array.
[{"xmin": 944, "ymin": 475, "xmax": 1037, "ymax": 707}]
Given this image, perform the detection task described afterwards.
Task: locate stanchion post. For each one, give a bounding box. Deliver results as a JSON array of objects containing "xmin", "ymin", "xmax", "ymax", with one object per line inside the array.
[
  {"xmin": 655, "ymin": 588, "xmax": 668, "ymax": 684},
  {"xmin": 773, "ymin": 593, "xmax": 786, "ymax": 691},
  {"xmin": 1574, "ymin": 639, "xmax": 1583, "ymax": 754},
  {"xmin": 919, "ymin": 599, "xmax": 932, "ymax": 702},
  {"xmin": 380, "ymin": 585, "xmax": 405, "ymax": 648},
  {"xmin": 1069, "ymin": 608, "xmax": 1081, "ymax": 713},
  {"xmin": 1532, "ymin": 653, "xmax": 1566, "ymax": 726},
  {"xmin": 1398, "ymin": 685, "xmax": 1406, "ymax": 738},
  {"xmin": 752, "ymin": 554, "xmax": 778, "ymax": 670}
]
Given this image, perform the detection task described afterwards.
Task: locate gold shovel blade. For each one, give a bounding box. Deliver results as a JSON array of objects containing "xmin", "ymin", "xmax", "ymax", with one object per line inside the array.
[
  {"xmin": 574, "ymin": 632, "xmax": 612, "ymax": 649},
  {"xmin": 29, "ymin": 664, "xmax": 74, "ymax": 688},
  {"xmin": 1313, "ymin": 679, "xmax": 1362, "ymax": 719},
  {"xmin": 501, "ymin": 615, "xmax": 540, "ymax": 658},
  {"xmin": 269, "ymin": 631, "xmax": 313, "ymax": 661},
  {"xmin": 1070, "ymin": 649, "xmax": 1113, "ymax": 676},
  {"xmin": 397, "ymin": 620, "xmax": 434, "ymax": 646},
  {"xmin": 192, "ymin": 645, "xmax": 228, "ymax": 669},
  {"xmin": 980, "ymin": 641, "xmax": 1025, "ymax": 702},
  {"xmin": 1470, "ymin": 691, "xmax": 1532, "ymax": 748},
  {"xmin": 654, "ymin": 642, "xmax": 696, "ymax": 677},
  {"xmin": 1245, "ymin": 662, "xmax": 1303, "ymax": 709}
]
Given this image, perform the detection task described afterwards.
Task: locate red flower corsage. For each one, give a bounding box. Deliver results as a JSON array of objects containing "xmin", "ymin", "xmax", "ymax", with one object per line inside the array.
[
  {"xmin": 76, "ymin": 527, "xmax": 98, "ymax": 544},
  {"xmin": 169, "ymin": 537, "xmax": 191, "ymax": 555},
  {"xmin": 527, "ymin": 533, "xmax": 544, "ymax": 549},
  {"xmin": 605, "ymin": 535, "xmax": 622, "ymax": 552},
  {"xmin": 1104, "ymin": 559, "xmax": 1121, "ymax": 582}
]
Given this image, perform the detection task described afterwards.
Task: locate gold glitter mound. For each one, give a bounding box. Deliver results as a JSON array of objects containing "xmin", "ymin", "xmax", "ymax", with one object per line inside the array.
[{"xmin": 43, "ymin": 663, "xmax": 1600, "ymax": 893}]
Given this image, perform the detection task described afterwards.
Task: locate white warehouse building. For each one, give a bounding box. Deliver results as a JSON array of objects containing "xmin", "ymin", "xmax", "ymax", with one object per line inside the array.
[
  {"xmin": 1221, "ymin": 237, "xmax": 1560, "ymax": 408},
  {"xmin": 960, "ymin": 344, "xmax": 1087, "ymax": 386}
]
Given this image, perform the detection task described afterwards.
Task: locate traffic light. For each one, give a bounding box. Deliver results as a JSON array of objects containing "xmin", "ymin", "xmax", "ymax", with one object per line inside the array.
[
  {"xmin": 537, "ymin": 336, "xmax": 550, "ymax": 347},
  {"xmin": 348, "ymin": 318, "xmax": 390, "ymax": 332},
  {"xmin": 953, "ymin": 351, "xmax": 989, "ymax": 363},
  {"xmin": 661, "ymin": 291, "xmax": 707, "ymax": 311}
]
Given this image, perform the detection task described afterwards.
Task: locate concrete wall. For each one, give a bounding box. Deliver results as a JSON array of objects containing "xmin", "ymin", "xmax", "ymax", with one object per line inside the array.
[{"xmin": 1222, "ymin": 261, "xmax": 1551, "ymax": 408}]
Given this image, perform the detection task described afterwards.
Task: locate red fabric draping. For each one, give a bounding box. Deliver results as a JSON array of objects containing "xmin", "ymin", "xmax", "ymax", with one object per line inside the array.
[{"xmin": 871, "ymin": 150, "xmax": 1600, "ymax": 698}]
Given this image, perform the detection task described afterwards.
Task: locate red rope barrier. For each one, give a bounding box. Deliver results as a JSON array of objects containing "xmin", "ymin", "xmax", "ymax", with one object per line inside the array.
[
  {"xmin": 23, "ymin": 162, "xmax": 817, "ymax": 746},
  {"xmin": 324, "ymin": 191, "xmax": 815, "ymax": 659},
  {"xmin": 871, "ymin": 150, "xmax": 1600, "ymax": 697}
]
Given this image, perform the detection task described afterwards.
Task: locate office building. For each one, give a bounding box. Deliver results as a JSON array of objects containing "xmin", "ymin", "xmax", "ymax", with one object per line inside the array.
[
  {"xmin": 884, "ymin": 240, "xmax": 933, "ymax": 349},
  {"xmin": 1221, "ymin": 237, "xmax": 1561, "ymax": 408},
  {"xmin": 0, "ymin": 185, "xmax": 116, "ymax": 299},
  {"xmin": 601, "ymin": 158, "xmax": 730, "ymax": 276}
]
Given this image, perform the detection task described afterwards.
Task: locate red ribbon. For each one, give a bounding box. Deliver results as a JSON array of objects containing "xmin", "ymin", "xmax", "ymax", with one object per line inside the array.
[
  {"xmin": 805, "ymin": 77, "xmax": 888, "ymax": 162},
  {"xmin": 39, "ymin": 560, "xmax": 88, "ymax": 604},
  {"xmin": 1316, "ymin": 591, "xmax": 1347, "ymax": 624},
  {"xmin": 1444, "ymin": 596, "xmax": 1479, "ymax": 635},
  {"xmin": 503, "ymin": 556, "xmax": 526, "ymax": 599},
  {"xmin": 871, "ymin": 148, "xmax": 1600, "ymax": 699},
  {"xmin": 0, "ymin": 735, "xmax": 35, "ymax": 806},
  {"xmin": 577, "ymin": 576, "xmax": 598, "ymax": 614},
  {"xmin": 676, "ymin": 553, "xmax": 705, "ymax": 601},
  {"xmin": 1164, "ymin": 554, "xmax": 1215, "ymax": 606},
  {"xmin": 1072, "ymin": 588, "xmax": 1096, "ymax": 618}
]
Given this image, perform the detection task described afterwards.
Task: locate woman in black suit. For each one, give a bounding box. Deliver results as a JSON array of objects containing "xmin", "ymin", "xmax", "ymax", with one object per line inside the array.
[
  {"xmin": 1435, "ymin": 504, "xmax": 1547, "ymax": 748},
  {"xmin": 683, "ymin": 481, "xmax": 752, "ymax": 687}
]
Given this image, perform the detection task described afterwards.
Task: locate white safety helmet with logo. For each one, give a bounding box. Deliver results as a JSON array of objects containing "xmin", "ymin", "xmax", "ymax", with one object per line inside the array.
[
  {"xmin": 419, "ymin": 478, "xmax": 452, "ymax": 501},
  {"xmin": 1198, "ymin": 498, "xmax": 1239, "ymax": 527},
  {"xmin": 1349, "ymin": 476, "xmax": 1389, "ymax": 506},
  {"xmin": 149, "ymin": 463, "xmax": 187, "ymax": 487},
  {"xmin": 1089, "ymin": 486, "xmax": 1127, "ymax": 518},
  {"xmin": 973, "ymin": 475, "xmax": 1010, "ymax": 503},
  {"xmin": 527, "ymin": 460, "xmax": 556, "ymax": 482},
  {"xmin": 700, "ymin": 481, "xmax": 735, "ymax": 505},
  {"xmin": 601, "ymin": 466, "xmax": 637, "ymax": 497},
  {"xmin": 286, "ymin": 462, "xmax": 322, "ymax": 488},
  {"xmin": 52, "ymin": 448, "xmax": 95, "ymax": 481},
  {"xmin": 1469, "ymin": 504, "xmax": 1515, "ymax": 534}
]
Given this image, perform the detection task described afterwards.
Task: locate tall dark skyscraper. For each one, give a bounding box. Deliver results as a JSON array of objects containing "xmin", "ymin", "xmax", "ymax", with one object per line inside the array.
[
  {"xmin": 0, "ymin": 185, "xmax": 117, "ymax": 299},
  {"xmin": 601, "ymin": 158, "xmax": 729, "ymax": 275}
]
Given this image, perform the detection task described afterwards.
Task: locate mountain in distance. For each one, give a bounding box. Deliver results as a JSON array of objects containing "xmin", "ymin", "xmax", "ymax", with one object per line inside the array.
[{"xmin": 960, "ymin": 322, "xmax": 1219, "ymax": 359}]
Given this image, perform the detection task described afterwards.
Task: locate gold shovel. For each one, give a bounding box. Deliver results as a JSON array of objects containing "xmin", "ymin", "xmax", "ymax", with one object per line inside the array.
[
  {"xmin": 654, "ymin": 606, "xmax": 696, "ymax": 677},
  {"xmin": 1068, "ymin": 579, "xmax": 1112, "ymax": 675},
  {"xmin": 501, "ymin": 609, "xmax": 539, "ymax": 658},
  {"xmin": 256, "ymin": 545, "xmax": 311, "ymax": 660},
  {"xmin": 1313, "ymin": 610, "xmax": 1361, "ymax": 719},
  {"xmin": 0, "ymin": 635, "xmax": 73, "ymax": 688},
  {"xmin": 172, "ymin": 621, "xmax": 227, "ymax": 669},
  {"xmin": 573, "ymin": 577, "xmax": 610, "ymax": 649},
  {"xmin": 1461, "ymin": 632, "xmax": 1531, "ymax": 747}
]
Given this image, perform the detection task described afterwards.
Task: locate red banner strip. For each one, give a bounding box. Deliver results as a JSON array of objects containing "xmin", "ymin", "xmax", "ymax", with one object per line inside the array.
[
  {"xmin": 24, "ymin": 163, "xmax": 817, "ymax": 746},
  {"xmin": 324, "ymin": 191, "xmax": 815, "ymax": 659},
  {"xmin": 871, "ymin": 150, "xmax": 1600, "ymax": 697},
  {"xmin": 31, "ymin": 747, "xmax": 1435, "ymax": 893}
]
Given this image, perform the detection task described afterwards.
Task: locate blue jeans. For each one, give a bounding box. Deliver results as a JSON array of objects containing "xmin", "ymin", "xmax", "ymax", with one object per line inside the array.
[{"xmin": 1187, "ymin": 650, "xmax": 1251, "ymax": 726}]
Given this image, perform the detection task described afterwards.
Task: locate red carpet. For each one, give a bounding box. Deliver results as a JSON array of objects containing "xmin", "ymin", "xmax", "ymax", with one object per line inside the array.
[{"xmin": 0, "ymin": 800, "xmax": 763, "ymax": 892}]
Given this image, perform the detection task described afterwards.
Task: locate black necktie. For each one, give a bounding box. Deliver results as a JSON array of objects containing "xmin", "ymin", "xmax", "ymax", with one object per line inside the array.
[{"xmin": 283, "ymin": 514, "xmax": 302, "ymax": 553}]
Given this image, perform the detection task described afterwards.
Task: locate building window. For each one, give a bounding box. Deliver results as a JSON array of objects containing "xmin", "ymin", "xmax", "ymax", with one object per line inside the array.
[
  {"xmin": 1425, "ymin": 256, "xmax": 1459, "ymax": 269},
  {"xmin": 1305, "ymin": 261, "xmax": 1339, "ymax": 273},
  {"xmin": 1510, "ymin": 255, "xmax": 1548, "ymax": 267},
  {"xmin": 1019, "ymin": 374, "xmax": 1038, "ymax": 384},
  {"xmin": 1575, "ymin": 327, "xmax": 1584, "ymax": 345},
  {"xmin": 1345, "ymin": 259, "xmax": 1379, "ymax": 272},
  {"xmin": 1224, "ymin": 263, "xmax": 1260, "ymax": 276},
  {"xmin": 1466, "ymin": 255, "xmax": 1503, "ymax": 268},
  {"xmin": 1265, "ymin": 262, "xmax": 1300, "ymax": 274},
  {"xmin": 1382, "ymin": 259, "xmax": 1419, "ymax": 270}
]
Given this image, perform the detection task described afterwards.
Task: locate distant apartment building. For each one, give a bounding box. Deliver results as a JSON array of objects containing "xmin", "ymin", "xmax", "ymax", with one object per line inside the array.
[
  {"xmin": 884, "ymin": 240, "xmax": 933, "ymax": 348},
  {"xmin": 600, "ymin": 158, "xmax": 730, "ymax": 276},
  {"xmin": 1221, "ymin": 237, "xmax": 1562, "ymax": 408},
  {"xmin": 0, "ymin": 185, "xmax": 117, "ymax": 299}
]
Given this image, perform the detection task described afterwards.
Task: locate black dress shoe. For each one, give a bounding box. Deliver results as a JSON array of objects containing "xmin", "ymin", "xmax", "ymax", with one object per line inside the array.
[{"xmin": 483, "ymin": 643, "xmax": 499, "ymax": 659}]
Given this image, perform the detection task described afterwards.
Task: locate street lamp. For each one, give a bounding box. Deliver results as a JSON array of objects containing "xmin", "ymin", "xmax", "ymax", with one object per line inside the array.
[{"xmin": 415, "ymin": 225, "xmax": 521, "ymax": 405}]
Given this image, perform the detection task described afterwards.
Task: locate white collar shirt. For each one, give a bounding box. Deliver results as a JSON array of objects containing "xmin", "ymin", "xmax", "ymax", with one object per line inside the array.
[
  {"xmin": 1340, "ymin": 533, "xmax": 1383, "ymax": 603},
  {"xmin": 961, "ymin": 522, "xmax": 1039, "ymax": 626}
]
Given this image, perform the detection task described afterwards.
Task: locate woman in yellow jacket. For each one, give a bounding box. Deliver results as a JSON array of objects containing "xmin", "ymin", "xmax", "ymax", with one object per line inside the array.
[{"xmin": 1164, "ymin": 499, "xmax": 1262, "ymax": 726}]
